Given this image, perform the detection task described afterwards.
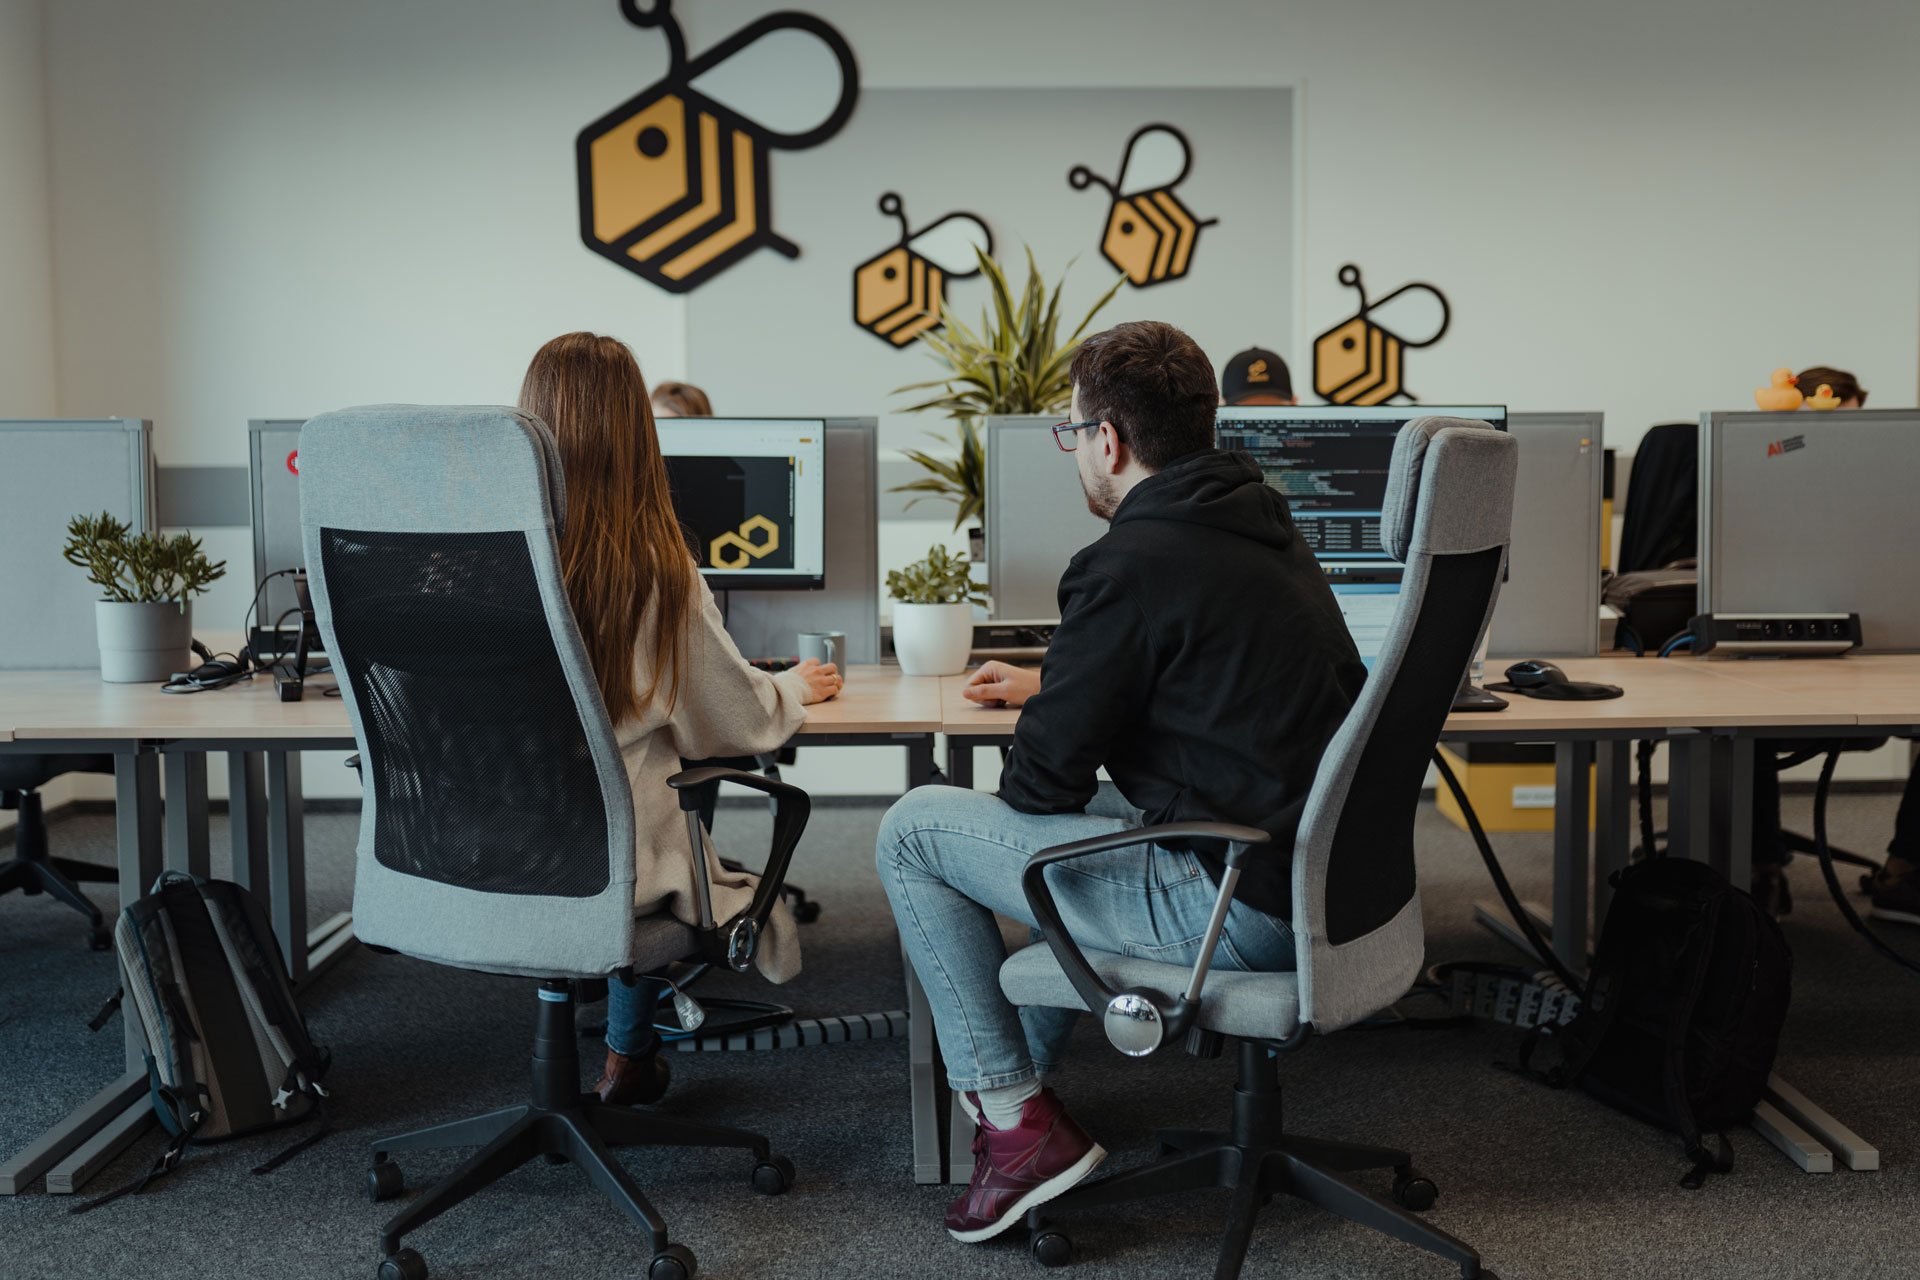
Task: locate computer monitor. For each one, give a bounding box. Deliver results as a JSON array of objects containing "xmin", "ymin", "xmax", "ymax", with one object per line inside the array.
[
  {"xmin": 1700, "ymin": 408, "xmax": 1920, "ymax": 652},
  {"xmin": 1487, "ymin": 412, "xmax": 1603, "ymax": 659},
  {"xmin": 984, "ymin": 416, "xmax": 1110, "ymax": 622},
  {"xmin": 658, "ymin": 418, "xmax": 827, "ymax": 590},
  {"xmin": 1216, "ymin": 405, "xmax": 1507, "ymax": 665}
]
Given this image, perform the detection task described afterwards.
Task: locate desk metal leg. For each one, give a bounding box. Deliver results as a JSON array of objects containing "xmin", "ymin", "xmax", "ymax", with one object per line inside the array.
[
  {"xmin": 1594, "ymin": 739, "xmax": 1630, "ymax": 929},
  {"xmin": 1722, "ymin": 735, "xmax": 1754, "ymax": 895},
  {"xmin": 906, "ymin": 950, "xmax": 947, "ymax": 1185},
  {"xmin": 228, "ymin": 750, "xmax": 269, "ymax": 895},
  {"xmin": 1667, "ymin": 733, "xmax": 1712, "ymax": 861},
  {"xmin": 1552, "ymin": 740, "xmax": 1593, "ymax": 976},
  {"xmin": 1, "ymin": 752, "xmax": 163, "ymax": 1196},
  {"xmin": 948, "ymin": 738, "xmax": 975, "ymax": 791},
  {"xmin": 163, "ymin": 751, "xmax": 211, "ymax": 880},
  {"xmin": 265, "ymin": 751, "xmax": 307, "ymax": 982}
]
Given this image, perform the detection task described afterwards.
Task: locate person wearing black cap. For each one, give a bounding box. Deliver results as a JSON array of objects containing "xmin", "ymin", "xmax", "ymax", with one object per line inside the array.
[{"xmin": 1220, "ymin": 346, "xmax": 1296, "ymax": 406}]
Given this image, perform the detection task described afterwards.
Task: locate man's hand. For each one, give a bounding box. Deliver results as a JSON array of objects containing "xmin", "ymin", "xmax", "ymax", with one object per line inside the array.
[{"xmin": 962, "ymin": 660, "xmax": 1041, "ymax": 708}]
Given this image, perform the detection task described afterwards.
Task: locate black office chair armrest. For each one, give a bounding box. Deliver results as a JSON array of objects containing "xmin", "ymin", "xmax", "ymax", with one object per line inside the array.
[
  {"xmin": 667, "ymin": 767, "xmax": 812, "ymax": 970},
  {"xmin": 1022, "ymin": 822, "xmax": 1269, "ymax": 1053}
]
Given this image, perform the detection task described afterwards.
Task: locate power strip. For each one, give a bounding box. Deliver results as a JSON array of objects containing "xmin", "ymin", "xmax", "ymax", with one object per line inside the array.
[
  {"xmin": 1446, "ymin": 969, "xmax": 1581, "ymax": 1030},
  {"xmin": 1690, "ymin": 612, "xmax": 1861, "ymax": 656}
]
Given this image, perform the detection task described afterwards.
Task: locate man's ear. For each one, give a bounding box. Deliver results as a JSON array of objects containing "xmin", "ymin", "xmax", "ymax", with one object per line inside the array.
[{"xmin": 1098, "ymin": 421, "xmax": 1127, "ymax": 473}]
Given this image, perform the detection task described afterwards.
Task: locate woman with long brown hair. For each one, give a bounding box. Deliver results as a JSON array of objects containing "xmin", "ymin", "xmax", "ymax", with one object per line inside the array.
[{"xmin": 519, "ymin": 332, "xmax": 839, "ymax": 1103}]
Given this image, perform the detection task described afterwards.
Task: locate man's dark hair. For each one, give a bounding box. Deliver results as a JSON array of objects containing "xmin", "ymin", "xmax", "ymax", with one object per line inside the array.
[
  {"xmin": 1069, "ymin": 321, "xmax": 1218, "ymax": 470},
  {"xmin": 1795, "ymin": 365, "xmax": 1867, "ymax": 407}
]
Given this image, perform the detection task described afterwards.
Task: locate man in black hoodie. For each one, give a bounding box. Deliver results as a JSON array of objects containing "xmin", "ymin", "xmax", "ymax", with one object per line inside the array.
[{"xmin": 876, "ymin": 321, "xmax": 1367, "ymax": 1246}]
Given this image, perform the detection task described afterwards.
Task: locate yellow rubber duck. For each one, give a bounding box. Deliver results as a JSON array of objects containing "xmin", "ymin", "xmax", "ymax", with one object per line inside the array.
[
  {"xmin": 1805, "ymin": 382, "xmax": 1841, "ymax": 410},
  {"xmin": 1754, "ymin": 367, "xmax": 1803, "ymax": 412}
]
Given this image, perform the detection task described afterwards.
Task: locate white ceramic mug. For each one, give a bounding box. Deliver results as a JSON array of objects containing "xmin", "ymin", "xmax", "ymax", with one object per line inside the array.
[{"xmin": 798, "ymin": 631, "xmax": 846, "ymax": 668}]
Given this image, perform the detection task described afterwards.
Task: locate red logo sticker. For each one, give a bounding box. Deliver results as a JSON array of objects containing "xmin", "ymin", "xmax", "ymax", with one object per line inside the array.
[{"xmin": 286, "ymin": 449, "xmax": 300, "ymax": 476}]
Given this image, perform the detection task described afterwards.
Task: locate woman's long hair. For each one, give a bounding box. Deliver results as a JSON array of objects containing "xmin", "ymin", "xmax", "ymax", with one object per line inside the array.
[{"xmin": 519, "ymin": 332, "xmax": 693, "ymax": 723}]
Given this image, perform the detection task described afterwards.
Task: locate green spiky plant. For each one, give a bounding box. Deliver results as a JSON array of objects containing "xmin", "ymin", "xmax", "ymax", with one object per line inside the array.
[
  {"xmin": 892, "ymin": 248, "xmax": 1124, "ymax": 531},
  {"xmin": 63, "ymin": 512, "xmax": 226, "ymax": 604}
]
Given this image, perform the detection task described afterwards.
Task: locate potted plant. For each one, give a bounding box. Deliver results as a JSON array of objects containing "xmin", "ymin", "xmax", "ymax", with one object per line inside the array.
[
  {"xmin": 893, "ymin": 248, "xmax": 1124, "ymax": 562},
  {"xmin": 63, "ymin": 512, "xmax": 226, "ymax": 682},
  {"xmin": 887, "ymin": 544, "xmax": 988, "ymax": 677}
]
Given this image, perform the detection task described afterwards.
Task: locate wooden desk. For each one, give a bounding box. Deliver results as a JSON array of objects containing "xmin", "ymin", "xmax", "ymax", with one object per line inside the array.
[
  {"xmin": 0, "ymin": 664, "xmax": 954, "ymax": 1195},
  {"xmin": 1694, "ymin": 653, "xmax": 1920, "ymax": 730}
]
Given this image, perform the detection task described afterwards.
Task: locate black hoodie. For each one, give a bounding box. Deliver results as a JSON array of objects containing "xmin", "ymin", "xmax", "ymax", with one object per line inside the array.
[{"xmin": 997, "ymin": 448, "xmax": 1367, "ymax": 919}]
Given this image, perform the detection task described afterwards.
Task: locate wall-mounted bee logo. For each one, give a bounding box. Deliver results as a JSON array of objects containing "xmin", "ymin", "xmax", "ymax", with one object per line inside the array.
[
  {"xmin": 710, "ymin": 514, "xmax": 781, "ymax": 570},
  {"xmin": 852, "ymin": 193, "xmax": 993, "ymax": 348},
  {"xmin": 1312, "ymin": 264, "xmax": 1452, "ymax": 405},
  {"xmin": 1068, "ymin": 124, "xmax": 1217, "ymax": 288},
  {"xmin": 575, "ymin": 0, "xmax": 859, "ymax": 294}
]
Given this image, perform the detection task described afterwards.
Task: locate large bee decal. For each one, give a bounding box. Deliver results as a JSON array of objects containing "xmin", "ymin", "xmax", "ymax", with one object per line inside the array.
[
  {"xmin": 1068, "ymin": 124, "xmax": 1217, "ymax": 287},
  {"xmin": 852, "ymin": 193, "xmax": 993, "ymax": 348},
  {"xmin": 1312, "ymin": 264, "xmax": 1452, "ymax": 405},
  {"xmin": 575, "ymin": 0, "xmax": 859, "ymax": 294}
]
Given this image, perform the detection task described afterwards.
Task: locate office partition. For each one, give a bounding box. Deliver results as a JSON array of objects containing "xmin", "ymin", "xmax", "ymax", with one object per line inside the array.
[
  {"xmin": 0, "ymin": 419, "xmax": 154, "ymax": 669},
  {"xmin": 984, "ymin": 417, "xmax": 1109, "ymax": 622}
]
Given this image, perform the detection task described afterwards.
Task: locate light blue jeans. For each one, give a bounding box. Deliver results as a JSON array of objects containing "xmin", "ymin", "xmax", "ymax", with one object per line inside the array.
[{"xmin": 876, "ymin": 783, "xmax": 1297, "ymax": 1093}]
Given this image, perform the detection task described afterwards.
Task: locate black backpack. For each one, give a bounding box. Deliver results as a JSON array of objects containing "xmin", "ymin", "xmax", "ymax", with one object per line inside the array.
[
  {"xmin": 77, "ymin": 872, "xmax": 332, "ymax": 1212},
  {"xmin": 1541, "ymin": 856, "xmax": 1791, "ymax": 1188}
]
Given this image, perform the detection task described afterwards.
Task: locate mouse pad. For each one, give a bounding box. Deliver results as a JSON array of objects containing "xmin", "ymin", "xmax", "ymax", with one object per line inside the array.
[{"xmin": 1484, "ymin": 680, "xmax": 1624, "ymax": 701}]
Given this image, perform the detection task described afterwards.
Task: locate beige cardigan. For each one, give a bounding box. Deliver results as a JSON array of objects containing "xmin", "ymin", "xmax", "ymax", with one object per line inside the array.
[{"xmin": 616, "ymin": 578, "xmax": 811, "ymax": 983}]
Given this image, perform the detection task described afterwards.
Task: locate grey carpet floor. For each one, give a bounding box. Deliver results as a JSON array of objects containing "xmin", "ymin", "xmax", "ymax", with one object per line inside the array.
[{"xmin": 2, "ymin": 788, "xmax": 1916, "ymax": 1280}]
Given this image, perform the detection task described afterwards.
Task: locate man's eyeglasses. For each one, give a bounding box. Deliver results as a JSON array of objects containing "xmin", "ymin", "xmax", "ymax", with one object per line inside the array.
[{"xmin": 1051, "ymin": 421, "xmax": 1100, "ymax": 452}]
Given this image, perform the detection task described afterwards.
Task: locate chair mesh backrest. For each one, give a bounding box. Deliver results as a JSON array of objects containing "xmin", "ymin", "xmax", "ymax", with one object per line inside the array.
[
  {"xmin": 1292, "ymin": 418, "xmax": 1517, "ymax": 1032},
  {"xmin": 320, "ymin": 527, "xmax": 607, "ymax": 897},
  {"xmin": 1616, "ymin": 422, "xmax": 1697, "ymax": 573},
  {"xmin": 298, "ymin": 406, "xmax": 637, "ymax": 979}
]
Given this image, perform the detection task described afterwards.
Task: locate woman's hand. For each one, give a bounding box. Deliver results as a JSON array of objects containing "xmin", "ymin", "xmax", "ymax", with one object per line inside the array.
[{"xmin": 792, "ymin": 658, "xmax": 842, "ymax": 704}]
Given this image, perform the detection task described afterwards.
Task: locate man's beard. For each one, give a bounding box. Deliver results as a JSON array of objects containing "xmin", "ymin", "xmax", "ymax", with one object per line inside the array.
[{"xmin": 1081, "ymin": 471, "xmax": 1120, "ymax": 521}]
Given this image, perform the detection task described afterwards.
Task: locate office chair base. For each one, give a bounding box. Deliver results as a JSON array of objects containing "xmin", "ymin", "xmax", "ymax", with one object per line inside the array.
[
  {"xmin": 367, "ymin": 982, "xmax": 788, "ymax": 1279},
  {"xmin": 0, "ymin": 855, "xmax": 111, "ymax": 947},
  {"xmin": 1026, "ymin": 1041, "xmax": 1488, "ymax": 1280}
]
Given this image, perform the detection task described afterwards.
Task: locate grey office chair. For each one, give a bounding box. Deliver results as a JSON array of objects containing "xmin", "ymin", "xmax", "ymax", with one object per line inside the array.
[
  {"xmin": 1000, "ymin": 418, "xmax": 1517, "ymax": 1280},
  {"xmin": 299, "ymin": 406, "xmax": 804, "ymax": 1280},
  {"xmin": 0, "ymin": 755, "xmax": 117, "ymax": 948}
]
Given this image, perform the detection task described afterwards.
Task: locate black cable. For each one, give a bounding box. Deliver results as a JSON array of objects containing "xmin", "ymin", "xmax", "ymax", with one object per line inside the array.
[
  {"xmin": 1637, "ymin": 739, "xmax": 1662, "ymax": 859},
  {"xmin": 1811, "ymin": 750, "xmax": 1920, "ymax": 979},
  {"xmin": 1432, "ymin": 750, "xmax": 1588, "ymax": 997}
]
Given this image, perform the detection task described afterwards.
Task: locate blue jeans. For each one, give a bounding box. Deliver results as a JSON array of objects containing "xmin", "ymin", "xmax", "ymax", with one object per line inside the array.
[
  {"xmin": 606, "ymin": 977, "xmax": 668, "ymax": 1057},
  {"xmin": 876, "ymin": 783, "xmax": 1297, "ymax": 1093}
]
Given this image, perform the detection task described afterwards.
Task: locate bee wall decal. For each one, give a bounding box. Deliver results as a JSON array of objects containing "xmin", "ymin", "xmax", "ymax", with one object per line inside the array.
[
  {"xmin": 1068, "ymin": 123, "xmax": 1217, "ymax": 288},
  {"xmin": 1312, "ymin": 264, "xmax": 1452, "ymax": 405},
  {"xmin": 851, "ymin": 192, "xmax": 994, "ymax": 348},
  {"xmin": 575, "ymin": 0, "xmax": 860, "ymax": 294}
]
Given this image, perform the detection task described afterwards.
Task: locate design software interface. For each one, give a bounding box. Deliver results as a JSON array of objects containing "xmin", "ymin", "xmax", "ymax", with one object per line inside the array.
[
  {"xmin": 658, "ymin": 419, "xmax": 827, "ymax": 589},
  {"xmin": 1216, "ymin": 405, "xmax": 1507, "ymax": 664}
]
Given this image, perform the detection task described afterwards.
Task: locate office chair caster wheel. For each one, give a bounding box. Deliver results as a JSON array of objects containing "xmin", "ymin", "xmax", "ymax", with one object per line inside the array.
[
  {"xmin": 89, "ymin": 925, "xmax": 112, "ymax": 952},
  {"xmin": 648, "ymin": 1243, "xmax": 697, "ymax": 1279},
  {"xmin": 377, "ymin": 1248, "xmax": 427, "ymax": 1280},
  {"xmin": 1030, "ymin": 1229, "xmax": 1073, "ymax": 1266},
  {"xmin": 1392, "ymin": 1172, "xmax": 1438, "ymax": 1211},
  {"xmin": 750, "ymin": 1154, "xmax": 795, "ymax": 1195},
  {"xmin": 367, "ymin": 1159, "xmax": 405, "ymax": 1202}
]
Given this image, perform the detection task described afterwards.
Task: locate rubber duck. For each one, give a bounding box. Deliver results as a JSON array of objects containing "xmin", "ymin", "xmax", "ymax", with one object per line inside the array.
[
  {"xmin": 1754, "ymin": 367, "xmax": 1803, "ymax": 412},
  {"xmin": 1805, "ymin": 383, "xmax": 1841, "ymax": 410}
]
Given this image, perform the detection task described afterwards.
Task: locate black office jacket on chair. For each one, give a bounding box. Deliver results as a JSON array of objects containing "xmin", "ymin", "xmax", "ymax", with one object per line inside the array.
[{"xmin": 998, "ymin": 448, "xmax": 1367, "ymax": 920}]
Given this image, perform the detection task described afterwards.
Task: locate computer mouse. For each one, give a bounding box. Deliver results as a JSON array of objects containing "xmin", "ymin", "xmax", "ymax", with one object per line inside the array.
[{"xmin": 1505, "ymin": 659, "xmax": 1569, "ymax": 688}]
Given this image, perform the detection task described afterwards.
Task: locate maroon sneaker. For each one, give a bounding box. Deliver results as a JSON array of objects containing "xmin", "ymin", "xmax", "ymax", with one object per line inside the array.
[{"xmin": 945, "ymin": 1088, "xmax": 1106, "ymax": 1243}]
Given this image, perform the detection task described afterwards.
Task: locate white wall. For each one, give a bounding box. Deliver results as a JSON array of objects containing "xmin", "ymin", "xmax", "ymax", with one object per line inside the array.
[
  {"xmin": 0, "ymin": 0, "xmax": 54, "ymax": 417},
  {"xmin": 29, "ymin": 0, "xmax": 1920, "ymax": 799}
]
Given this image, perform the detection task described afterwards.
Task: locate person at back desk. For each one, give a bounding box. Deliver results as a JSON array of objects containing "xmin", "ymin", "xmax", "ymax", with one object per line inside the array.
[{"xmin": 875, "ymin": 321, "xmax": 1367, "ymax": 1246}]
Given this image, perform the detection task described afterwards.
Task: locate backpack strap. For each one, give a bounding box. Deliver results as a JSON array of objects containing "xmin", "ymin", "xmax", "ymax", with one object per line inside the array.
[
  {"xmin": 1663, "ymin": 894, "xmax": 1731, "ymax": 1189},
  {"xmin": 67, "ymin": 1084, "xmax": 207, "ymax": 1215}
]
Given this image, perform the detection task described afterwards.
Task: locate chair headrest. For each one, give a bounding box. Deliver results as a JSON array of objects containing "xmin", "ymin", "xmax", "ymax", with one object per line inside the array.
[
  {"xmin": 296, "ymin": 405, "xmax": 566, "ymax": 535},
  {"xmin": 1380, "ymin": 416, "xmax": 1516, "ymax": 560}
]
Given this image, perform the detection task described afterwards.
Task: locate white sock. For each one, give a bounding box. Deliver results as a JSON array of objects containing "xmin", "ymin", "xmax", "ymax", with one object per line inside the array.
[{"xmin": 977, "ymin": 1078, "xmax": 1042, "ymax": 1130}]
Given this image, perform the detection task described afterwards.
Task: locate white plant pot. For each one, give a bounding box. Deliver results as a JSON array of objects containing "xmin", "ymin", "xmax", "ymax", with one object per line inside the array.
[
  {"xmin": 891, "ymin": 601, "xmax": 974, "ymax": 677},
  {"xmin": 95, "ymin": 600, "xmax": 193, "ymax": 683}
]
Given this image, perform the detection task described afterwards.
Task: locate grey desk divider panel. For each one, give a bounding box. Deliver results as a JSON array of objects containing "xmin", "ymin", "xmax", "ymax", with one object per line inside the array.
[
  {"xmin": 1701, "ymin": 408, "xmax": 1920, "ymax": 653},
  {"xmin": 1486, "ymin": 412, "xmax": 1604, "ymax": 659},
  {"xmin": 249, "ymin": 419, "xmax": 310, "ymax": 643},
  {"xmin": 985, "ymin": 416, "xmax": 1108, "ymax": 621},
  {"xmin": 0, "ymin": 419, "xmax": 154, "ymax": 669},
  {"xmin": 722, "ymin": 418, "xmax": 881, "ymax": 665}
]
